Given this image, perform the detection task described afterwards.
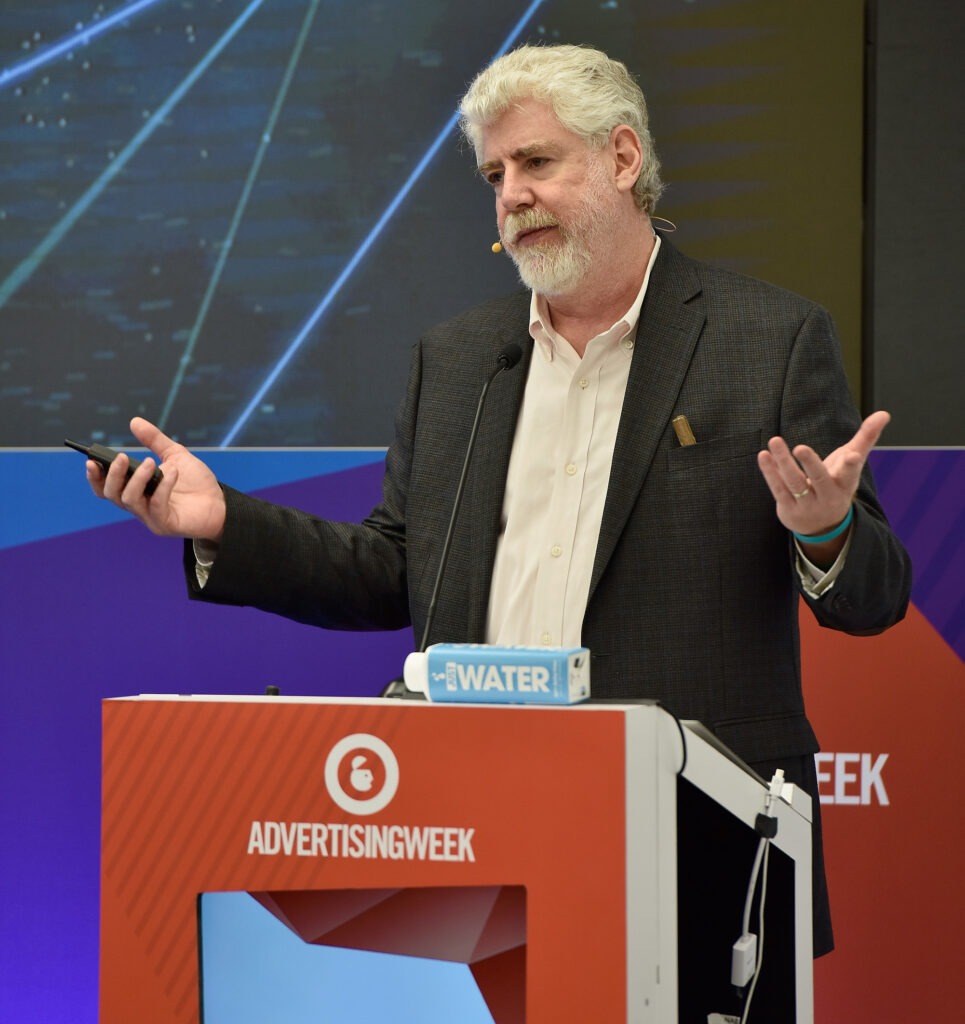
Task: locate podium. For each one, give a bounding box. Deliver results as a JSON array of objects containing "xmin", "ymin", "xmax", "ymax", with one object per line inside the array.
[{"xmin": 100, "ymin": 696, "xmax": 813, "ymax": 1022}]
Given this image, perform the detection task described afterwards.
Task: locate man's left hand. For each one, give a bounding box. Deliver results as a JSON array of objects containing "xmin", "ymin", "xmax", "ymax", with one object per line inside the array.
[{"xmin": 757, "ymin": 410, "xmax": 891, "ymax": 539}]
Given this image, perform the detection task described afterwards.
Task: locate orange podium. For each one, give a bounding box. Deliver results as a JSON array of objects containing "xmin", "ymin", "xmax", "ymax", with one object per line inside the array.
[{"xmin": 100, "ymin": 695, "xmax": 814, "ymax": 1022}]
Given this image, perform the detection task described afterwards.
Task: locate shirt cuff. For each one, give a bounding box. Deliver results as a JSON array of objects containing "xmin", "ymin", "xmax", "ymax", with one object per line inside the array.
[
  {"xmin": 192, "ymin": 538, "xmax": 219, "ymax": 589},
  {"xmin": 794, "ymin": 531, "xmax": 852, "ymax": 598}
]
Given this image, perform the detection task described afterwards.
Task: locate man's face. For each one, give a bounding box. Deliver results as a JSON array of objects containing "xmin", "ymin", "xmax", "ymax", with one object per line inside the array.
[{"xmin": 478, "ymin": 100, "xmax": 622, "ymax": 296}]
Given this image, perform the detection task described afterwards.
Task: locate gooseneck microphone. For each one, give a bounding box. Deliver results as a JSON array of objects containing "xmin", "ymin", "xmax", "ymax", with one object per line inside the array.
[
  {"xmin": 418, "ymin": 342, "xmax": 522, "ymax": 653},
  {"xmin": 380, "ymin": 342, "xmax": 523, "ymax": 698}
]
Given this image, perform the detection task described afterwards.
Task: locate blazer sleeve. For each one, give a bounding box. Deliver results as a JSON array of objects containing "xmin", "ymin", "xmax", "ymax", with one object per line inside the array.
[
  {"xmin": 182, "ymin": 345, "xmax": 425, "ymax": 632},
  {"xmin": 779, "ymin": 304, "xmax": 912, "ymax": 633}
]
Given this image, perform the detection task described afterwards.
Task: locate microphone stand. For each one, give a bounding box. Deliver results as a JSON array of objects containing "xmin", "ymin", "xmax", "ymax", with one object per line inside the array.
[{"xmin": 380, "ymin": 343, "xmax": 522, "ymax": 698}]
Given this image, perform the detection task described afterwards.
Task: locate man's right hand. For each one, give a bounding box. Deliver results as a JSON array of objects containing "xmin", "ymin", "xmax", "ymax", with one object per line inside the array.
[{"xmin": 87, "ymin": 417, "xmax": 226, "ymax": 543}]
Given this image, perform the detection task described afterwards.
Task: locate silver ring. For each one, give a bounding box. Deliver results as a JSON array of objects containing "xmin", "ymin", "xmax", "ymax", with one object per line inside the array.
[{"xmin": 791, "ymin": 485, "xmax": 811, "ymax": 500}]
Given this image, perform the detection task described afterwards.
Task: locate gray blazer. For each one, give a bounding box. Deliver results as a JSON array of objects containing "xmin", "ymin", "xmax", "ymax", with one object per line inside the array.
[{"xmin": 191, "ymin": 237, "xmax": 911, "ymax": 768}]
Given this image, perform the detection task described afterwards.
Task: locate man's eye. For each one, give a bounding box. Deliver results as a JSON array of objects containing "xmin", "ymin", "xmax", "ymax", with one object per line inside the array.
[{"xmin": 485, "ymin": 172, "xmax": 503, "ymax": 186}]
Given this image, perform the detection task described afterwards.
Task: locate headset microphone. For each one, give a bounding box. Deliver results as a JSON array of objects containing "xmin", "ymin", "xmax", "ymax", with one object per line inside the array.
[{"xmin": 491, "ymin": 241, "xmax": 502, "ymax": 254}]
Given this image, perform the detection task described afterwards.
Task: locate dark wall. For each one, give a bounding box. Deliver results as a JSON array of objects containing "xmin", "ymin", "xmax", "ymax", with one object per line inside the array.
[{"xmin": 867, "ymin": 0, "xmax": 965, "ymax": 444}]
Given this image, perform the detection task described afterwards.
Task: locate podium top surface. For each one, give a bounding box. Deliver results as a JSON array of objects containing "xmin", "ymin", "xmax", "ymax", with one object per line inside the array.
[{"xmin": 113, "ymin": 693, "xmax": 662, "ymax": 712}]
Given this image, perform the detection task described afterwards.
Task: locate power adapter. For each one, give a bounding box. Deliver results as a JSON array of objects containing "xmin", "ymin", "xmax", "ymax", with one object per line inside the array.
[{"xmin": 731, "ymin": 933, "xmax": 758, "ymax": 988}]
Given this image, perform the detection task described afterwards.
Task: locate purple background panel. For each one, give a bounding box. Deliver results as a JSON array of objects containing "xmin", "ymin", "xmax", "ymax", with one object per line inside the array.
[{"xmin": 870, "ymin": 449, "xmax": 965, "ymax": 661}]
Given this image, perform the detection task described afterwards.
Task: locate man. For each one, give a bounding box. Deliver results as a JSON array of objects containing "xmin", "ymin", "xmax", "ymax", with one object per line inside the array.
[{"xmin": 88, "ymin": 44, "xmax": 910, "ymax": 989}]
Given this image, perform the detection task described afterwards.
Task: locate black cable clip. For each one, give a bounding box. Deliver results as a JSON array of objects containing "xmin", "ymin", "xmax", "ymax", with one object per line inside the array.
[{"xmin": 754, "ymin": 812, "xmax": 778, "ymax": 839}]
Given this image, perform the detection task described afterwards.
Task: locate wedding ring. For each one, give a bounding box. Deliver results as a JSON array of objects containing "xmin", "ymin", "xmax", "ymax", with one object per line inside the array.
[{"xmin": 791, "ymin": 485, "xmax": 811, "ymax": 499}]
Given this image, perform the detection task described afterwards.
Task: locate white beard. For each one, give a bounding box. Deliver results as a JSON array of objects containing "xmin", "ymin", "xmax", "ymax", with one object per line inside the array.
[
  {"xmin": 505, "ymin": 157, "xmax": 619, "ymax": 297},
  {"xmin": 512, "ymin": 232, "xmax": 592, "ymax": 296}
]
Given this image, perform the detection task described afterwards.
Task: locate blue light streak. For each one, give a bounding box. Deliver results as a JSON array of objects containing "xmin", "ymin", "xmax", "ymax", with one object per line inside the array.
[
  {"xmin": 158, "ymin": 0, "xmax": 323, "ymax": 431},
  {"xmin": 218, "ymin": 0, "xmax": 547, "ymax": 447},
  {"xmin": 0, "ymin": 0, "xmax": 167, "ymax": 92},
  {"xmin": 0, "ymin": 0, "xmax": 268, "ymax": 311}
]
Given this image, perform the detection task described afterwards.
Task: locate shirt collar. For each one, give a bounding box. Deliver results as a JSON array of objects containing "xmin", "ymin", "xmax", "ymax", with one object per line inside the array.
[{"xmin": 528, "ymin": 234, "xmax": 662, "ymax": 362}]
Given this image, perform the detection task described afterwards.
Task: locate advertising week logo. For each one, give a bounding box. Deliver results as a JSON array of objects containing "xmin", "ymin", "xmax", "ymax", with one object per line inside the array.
[{"xmin": 246, "ymin": 732, "xmax": 475, "ymax": 862}]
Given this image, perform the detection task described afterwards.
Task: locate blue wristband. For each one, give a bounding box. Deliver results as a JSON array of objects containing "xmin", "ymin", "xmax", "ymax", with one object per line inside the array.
[{"xmin": 792, "ymin": 504, "xmax": 854, "ymax": 545}]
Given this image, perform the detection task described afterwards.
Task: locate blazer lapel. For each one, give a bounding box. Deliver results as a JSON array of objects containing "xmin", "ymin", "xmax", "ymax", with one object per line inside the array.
[{"xmin": 589, "ymin": 241, "xmax": 706, "ymax": 598}]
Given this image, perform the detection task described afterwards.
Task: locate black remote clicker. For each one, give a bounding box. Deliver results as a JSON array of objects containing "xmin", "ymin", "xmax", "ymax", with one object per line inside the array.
[{"xmin": 64, "ymin": 438, "xmax": 164, "ymax": 496}]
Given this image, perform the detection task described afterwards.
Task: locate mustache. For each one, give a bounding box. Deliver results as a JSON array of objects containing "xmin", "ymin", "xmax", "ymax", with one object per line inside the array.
[{"xmin": 503, "ymin": 209, "xmax": 561, "ymax": 246}]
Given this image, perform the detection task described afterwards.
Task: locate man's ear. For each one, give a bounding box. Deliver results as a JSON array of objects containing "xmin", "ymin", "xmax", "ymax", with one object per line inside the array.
[{"xmin": 609, "ymin": 124, "xmax": 643, "ymax": 194}]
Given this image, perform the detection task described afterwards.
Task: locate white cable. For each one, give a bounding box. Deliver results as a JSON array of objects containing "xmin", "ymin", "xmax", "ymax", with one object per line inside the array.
[
  {"xmin": 740, "ymin": 836, "xmax": 767, "ymax": 937},
  {"xmin": 733, "ymin": 770, "xmax": 782, "ymax": 1003},
  {"xmin": 740, "ymin": 841, "xmax": 770, "ymax": 1023}
]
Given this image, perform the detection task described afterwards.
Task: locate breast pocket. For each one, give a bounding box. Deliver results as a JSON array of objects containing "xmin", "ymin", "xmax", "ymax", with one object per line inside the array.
[{"xmin": 666, "ymin": 428, "xmax": 764, "ymax": 473}]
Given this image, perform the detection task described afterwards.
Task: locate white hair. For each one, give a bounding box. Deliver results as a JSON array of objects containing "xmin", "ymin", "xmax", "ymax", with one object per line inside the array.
[{"xmin": 459, "ymin": 44, "xmax": 664, "ymax": 213}]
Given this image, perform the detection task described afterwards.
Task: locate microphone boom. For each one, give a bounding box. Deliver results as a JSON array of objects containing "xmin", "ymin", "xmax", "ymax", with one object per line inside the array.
[{"xmin": 418, "ymin": 343, "xmax": 522, "ymax": 652}]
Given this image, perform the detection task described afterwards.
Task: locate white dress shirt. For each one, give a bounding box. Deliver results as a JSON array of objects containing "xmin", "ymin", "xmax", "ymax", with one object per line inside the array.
[{"xmin": 486, "ymin": 239, "xmax": 662, "ymax": 647}]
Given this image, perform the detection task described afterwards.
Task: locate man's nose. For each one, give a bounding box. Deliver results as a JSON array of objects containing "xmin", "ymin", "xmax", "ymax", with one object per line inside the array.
[{"xmin": 499, "ymin": 168, "xmax": 535, "ymax": 212}]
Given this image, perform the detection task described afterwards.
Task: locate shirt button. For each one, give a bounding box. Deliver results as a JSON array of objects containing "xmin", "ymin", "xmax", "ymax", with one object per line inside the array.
[
  {"xmin": 578, "ymin": 377, "xmax": 589, "ymax": 389},
  {"xmin": 540, "ymin": 632, "xmax": 553, "ymax": 645},
  {"xmin": 622, "ymin": 337, "xmax": 634, "ymax": 351},
  {"xmin": 550, "ymin": 544, "xmax": 562, "ymax": 557},
  {"xmin": 565, "ymin": 463, "xmax": 577, "ymax": 476}
]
